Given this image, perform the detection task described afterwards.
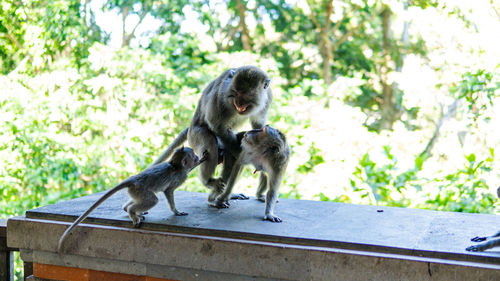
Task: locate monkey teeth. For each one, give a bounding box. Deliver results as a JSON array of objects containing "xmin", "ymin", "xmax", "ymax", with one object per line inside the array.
[{"xmin": 233, "ymin": 101, "xmax": 248, "ymax": 113}]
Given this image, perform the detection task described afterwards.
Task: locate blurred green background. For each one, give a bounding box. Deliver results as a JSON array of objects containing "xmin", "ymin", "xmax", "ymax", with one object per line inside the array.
[{"xmin": 1, "ymin": 0, "xmax": 500, "ymax": 219}]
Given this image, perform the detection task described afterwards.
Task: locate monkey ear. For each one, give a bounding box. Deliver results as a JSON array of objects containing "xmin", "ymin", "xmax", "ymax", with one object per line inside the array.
[{"xmin": 262, "ymin": 125, "xmax": 268, "ymax": 135}]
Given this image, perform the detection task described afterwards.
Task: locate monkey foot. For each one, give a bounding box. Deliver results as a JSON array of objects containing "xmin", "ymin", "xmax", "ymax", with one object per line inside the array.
[
  {"xmin": 471, "ymin": 236, "xmax": 487, "ymax": 242},
  {"xmin": 175, "ymin": 211, "xmax": 188, "ymax": 216},
  {"xmin": 133, "ymin": 220, "xmax": 143, "ymax": 228},
  {"xmin": 230, "ymin": 193, "xmax": 249, "ymax": 200},
  {"xmin": 466, "ymin": 245, "xmax": 482, "ymax": 252},
  {"xmin": 209, "ymin": 200, "xmax": 230, "ymax": 209},
  {"xmin": 264, "ymin": 215, "xmax": 282, "ymax": 223},
  {"xmin": 131, "ymin": 215, "xmax": 145, "ymax": 228}
]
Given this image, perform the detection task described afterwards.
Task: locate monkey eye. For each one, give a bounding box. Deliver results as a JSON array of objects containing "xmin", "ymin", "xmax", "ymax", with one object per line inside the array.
[
  {"xmin": 228, "ymin": 90, "xmax": 237, "ymax": 98},
  {"xmin": 229, "ymin": 69, "xmax": 236, "ymax": 78},
  {"xmin": 269, "ymin": 146, "xmax": 280, "ymax": 154},
  {"xmin": 263, "ymin": 79, "xmax": 270, "ymax": 89}
]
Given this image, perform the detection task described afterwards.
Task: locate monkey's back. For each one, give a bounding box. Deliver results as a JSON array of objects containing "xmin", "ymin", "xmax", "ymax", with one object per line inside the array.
[{"xmin": 132, "ymin": 163, "xmax": 188, "ymax": 193}]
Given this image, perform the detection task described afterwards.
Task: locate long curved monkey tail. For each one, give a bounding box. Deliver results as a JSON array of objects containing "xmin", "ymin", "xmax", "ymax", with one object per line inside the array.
[
  {"xmin": 57, "ymin": 181, "xmax": 129, "ymax": 254},
  {"xmin": 151, "ymin": 128, "xmax": 188, "ymax": 166}
]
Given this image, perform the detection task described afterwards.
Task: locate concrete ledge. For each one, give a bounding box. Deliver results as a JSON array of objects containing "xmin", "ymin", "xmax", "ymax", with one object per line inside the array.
[
  {"xmin": 7, "ymin": 191, "xmax": 500, "ymax": 280},
  {"xmin": 8, "ymin": 217, "xmax": 500, "ymax": 280}
]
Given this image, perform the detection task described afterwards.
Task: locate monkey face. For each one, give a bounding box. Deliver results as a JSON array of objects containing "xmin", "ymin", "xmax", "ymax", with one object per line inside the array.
[
  {"xmin": 242, "ymin": 126, "xmax": 267, "ymax": 146},
  {"xmin": 174, "ymin": 147, "xmax": 203, "ymax": 171},
  {"xmin": 228, "ymin": 66, "xmax": 270, "ymax": 115},
  {"xmin": 242, "ymin": 125, "xmax": 290, "ymax": 170},
  {"xmin": 229, "ymin": 87, "xmax": 263, "ymax": 115}
]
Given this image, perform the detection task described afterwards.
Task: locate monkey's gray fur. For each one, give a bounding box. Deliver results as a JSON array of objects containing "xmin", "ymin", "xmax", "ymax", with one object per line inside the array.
[
  {"xmin": 152, "ymin": 66, "xmax": 272, "ymax": 201},
  {"xmin": 466, "ymin": 186, "xmax": 500, "ymax": 251},
  {"xmin": 211, "ymin": 125, "xmax": 290, "ymax": 222},
  {"xmin": 57, "ymin": 147, "xmax": 205, "ymax": 253}
]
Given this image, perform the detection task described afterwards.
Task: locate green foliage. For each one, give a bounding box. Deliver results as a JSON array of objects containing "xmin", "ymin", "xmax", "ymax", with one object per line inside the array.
[
  {"xmin": 423, "ymin": 149, "xmax": 497, "ymax": 213},
  {"xmin": 0, "ymin": 0, "xmax": 103, "ymax": 73},
  {"xmin": 0, "ymin": 0, "xmax": 496, "ymax": 220},
  {"xmin": 0, "ymin": 0, "xmax": 27, "ymax": 72},
  {"xmin": 0, "ymin": 37, "xmax": 212, "ymax": 218},
  {"xmin": 297, "ymin": 142, "xmax": 325, "ymax": 174},
  {"xmin": 350, "ymin": 146, "xmax": 424, "ymax": 207},
  {"xmin": 452, "ymin": 68, "xmax": 500, "ymax": 120},
  {"xmin": 349, "ymin": 145, "xmax": 499, "ymax": 213},
  {"xmin": 148, "ymin": 33, "xmax": 216, "ymax": 90}
]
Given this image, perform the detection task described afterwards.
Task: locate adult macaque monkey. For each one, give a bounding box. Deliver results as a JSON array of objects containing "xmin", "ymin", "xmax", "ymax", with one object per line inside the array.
[
  {"xmin": 212, "ymin": 125, "xmax": 290, "ymax": 222},
  {"xmin": 58, "ymin": 147, "xmax": 205, "ymax": 253},
  {"xmin": 152, "ymin": 66, "xmax": 272, "ymax": 201},
  {"xmin": 466, "ymin": 186, "xmax": 500, "ymax": 252}
]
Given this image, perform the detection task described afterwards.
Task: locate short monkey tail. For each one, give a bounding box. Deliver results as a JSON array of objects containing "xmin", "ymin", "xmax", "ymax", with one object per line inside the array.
[
  {"xmin": 151, "ymin": 128, "xmax": 188, "ymax": 166},
  {"xmin": 57, "ymin": 181, "xmax": 129, "ymax": 254}
]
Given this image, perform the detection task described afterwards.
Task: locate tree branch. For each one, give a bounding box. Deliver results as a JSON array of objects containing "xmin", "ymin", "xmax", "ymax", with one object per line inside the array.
[
  {"xmin": 306, "ymin": 0, "xmax": 322, "ymax": 32},
  {"xmin": 330, "ymin": 5, "xmax": 374, "ymax": 52},
  {"xmin": 420, "ymin": 99, "xmax": 460, "ymax": 157},
  {"xmin": 2, "ymin": 21, "xmax": 22, "ymax": 49},
  {"xmin": 324, "ymin": 0, "xmax": 333, "ymax": 30},
  {"xmin": 127, "ymin": 8, "xmax": 149, "ymax": 43}
]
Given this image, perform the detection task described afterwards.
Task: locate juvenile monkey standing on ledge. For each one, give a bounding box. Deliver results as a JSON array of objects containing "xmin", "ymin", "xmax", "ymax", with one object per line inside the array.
[
  {"xmin": 152, "ymin": 66, "xmax": 272, "ymax": 202},
  {"xmin": 466, "ymin": 186, "xmax": 500, "ymax": 252},
  {"xmin": 212, "ymin": 125, "xmax": 290, "ymax": 222},
  {"xmin": 58, "ymin": 147, "xmax": 205, "ymax": 253}
]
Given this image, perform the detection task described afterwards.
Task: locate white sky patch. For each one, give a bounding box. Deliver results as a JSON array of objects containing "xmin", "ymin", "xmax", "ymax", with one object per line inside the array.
[{"xmin": 180, "ymin": 5, "xmax": 209, "ymax": 34}]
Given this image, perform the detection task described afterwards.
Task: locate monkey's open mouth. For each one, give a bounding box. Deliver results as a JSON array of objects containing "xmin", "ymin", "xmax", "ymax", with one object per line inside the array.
[{"xmin": 234, "ymin": 101, "xmax": 249, "ymax": 113}]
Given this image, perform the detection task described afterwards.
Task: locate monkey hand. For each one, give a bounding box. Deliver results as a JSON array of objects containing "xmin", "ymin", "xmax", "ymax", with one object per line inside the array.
[
  {"xmin": 200, "ymin": 151, "xmax": 209, "ymax": 163},
  {"xmin": 471, "ymin": 236, "xmax": 487, "ymax": 242},
  {"xmin": 264, "ymin": 214, "xmax": 282, "ymax": 223}
]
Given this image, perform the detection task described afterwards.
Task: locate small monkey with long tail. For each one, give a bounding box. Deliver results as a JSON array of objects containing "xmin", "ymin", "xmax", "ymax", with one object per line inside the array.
[{"xmin": 57, "ymin": 147, "xmax": 206, "ymax": 253}]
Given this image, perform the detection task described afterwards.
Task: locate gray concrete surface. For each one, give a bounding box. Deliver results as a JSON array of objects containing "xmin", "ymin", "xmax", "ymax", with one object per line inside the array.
[
  {"xmin": 7, "ymin": 216, "xmax": 500, "ymax": 281},
  {"xmin": 25, "ymin": 190, "xmax": 500, "ymax": 263}
]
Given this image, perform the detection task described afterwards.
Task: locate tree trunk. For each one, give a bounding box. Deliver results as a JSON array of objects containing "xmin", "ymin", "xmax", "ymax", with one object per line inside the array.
[
  {"xmin": 236, "ymin": 0, "xmax": 251, "ymax": 51},
  {"xmin": 312, "ymin": 0, "xmax": 333, "ymax": 85},
  {"xmin": 320, "ymin": 29, "xmax": 333, "ymax": 85},
  {"xmin": 121, "ymin": 6, "xmax": 129, "ymax": 47},
  {"xmin": 378, "ymin": 5, "xmax": 397, "ymax": 130}
]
